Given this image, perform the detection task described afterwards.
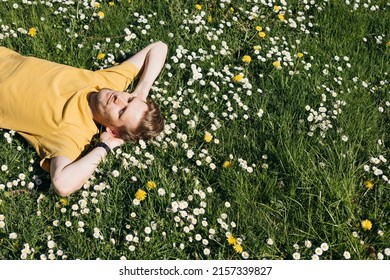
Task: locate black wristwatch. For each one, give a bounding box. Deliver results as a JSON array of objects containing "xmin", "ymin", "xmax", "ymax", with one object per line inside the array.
[{"xmin": 96, "ymin": 142, "xmax": 111, "ymax": 154}]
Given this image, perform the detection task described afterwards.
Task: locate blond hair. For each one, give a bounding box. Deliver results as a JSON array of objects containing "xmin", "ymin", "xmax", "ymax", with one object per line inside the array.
[{"xmin": 118, "ymin": 98, "xmax": 164, "ymax": 142}]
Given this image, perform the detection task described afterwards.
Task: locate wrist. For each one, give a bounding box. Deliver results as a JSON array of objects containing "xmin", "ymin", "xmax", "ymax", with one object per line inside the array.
[
  {"xmin": 96, "ymin": 142, "xmax": 111, "ymax": 155},
  {"xmin": 133, "ymin": 83, "xmax": 152, "ymax": 98}
]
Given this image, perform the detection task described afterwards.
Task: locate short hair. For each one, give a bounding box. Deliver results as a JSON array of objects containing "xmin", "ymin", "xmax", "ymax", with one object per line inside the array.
[{"xmin": 117, "ymin": 98, "xmax": 164, "ymax": 142}]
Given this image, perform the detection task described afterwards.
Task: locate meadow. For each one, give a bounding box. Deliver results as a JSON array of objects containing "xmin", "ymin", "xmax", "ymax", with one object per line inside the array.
[{"xmin": 0, "ymin": 0, "xmax": 389, "ymax": 260}]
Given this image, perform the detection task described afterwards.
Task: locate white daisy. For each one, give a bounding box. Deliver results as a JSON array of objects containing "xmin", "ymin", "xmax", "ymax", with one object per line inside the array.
[
  {"xmin": 384, "ymin": 248, "xmax": 390, "ymax": 256},
  {"xmin": 311, "ymin": 254, "xmax": 319, "ymax": 260},
  {"xmin": 293, "ymin": 252, "xmax": 301, "ymax": 260},
  {"xmin": 9, "ymin": 232, "xmax": 18, "ymax": 239},
  {"xmin": 343, "ymin": 251, "xmax": 351, "ymax": 259},
  {"xmin": 241, "ymin": 251, "xmax": 249, "ymax": 259},
  {"xmin": 315, "ymin": 247, "xmax": 323, "ymax": 256},
  {"xmin": 266, "ymin": 238, "xmax": 274, "ymax": 246},
  {"xmin": 320, "ymin": 242, "xmax": 329, "ymax": 251}
]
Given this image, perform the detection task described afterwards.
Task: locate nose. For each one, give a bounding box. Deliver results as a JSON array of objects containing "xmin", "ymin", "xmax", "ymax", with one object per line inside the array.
[{"xmin": 114, "ymin": 94, "xmax": 126, "ymax": 106}]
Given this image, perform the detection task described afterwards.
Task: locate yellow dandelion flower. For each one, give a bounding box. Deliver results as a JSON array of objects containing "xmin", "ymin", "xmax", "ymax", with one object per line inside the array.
[
  {"xmin": 146, "ymin": 181, "xmax": 156, "ymax": 190},
  {"xmin": 232, "ymin": 74, "xmax": 243, "ymax": 82},
  {"xmin": 195, "ymin": 4, "xmax": 202, "ymax": 10},
  {"xmin": 255, "ymin": 26, "xmax": 262, "ymax": 31},
  {"xmin": 253, "ymin": 45, "xmax": 261, "ymax": 51},
  {"xmin": 223, "ymin": 161, "xmax": 232, "ymax": 168},
  {"xmin": 273, "ymin": 5, "xmax": 281, "ymax": 12},
  {"xmin": 386, "ymin": 41, "xmax": 390, "ymax": 47},
  {"xmin": 361, "ymin": 219, "xmax": 372, "ymax": 231},
  {"xmin": 97, "ymin": 53, "xmax": 106, "ymax": 60},
  {"xmin": 94, "ymin": 3, "xmax": 100, "ymax": 8},
  {"xmin": 272, "ymin": 61, "xmax": 281, "ymax": 68},
  {"xmin": 258, "ymin": 31, "xmax": 266, "ymax": 38},
  {"xmin": 204, "ymin": 131, "xmax": 213, "ymax": 143},
  {"xmin": 208, "ymin": 15, "xmax": 213, "ymax": 23},
  {"xmin": 297, "ymin": 52, "xmax": 304, "ymax": 58},
  {"xmin": 233, "ymin": 244, "xmax": 243, "ymax": 253},
  {"xmin": 227, "ymin": 234, "xmax": 237, "ymax": 245},
  {"xmin": 59, "ymin": 198, "xmax": 68, "ymax": 206},
  {"xmin": 135, "ymin": 189, "xmax": 147, "ymax": 201},
  {"xmin": 109, "ymin": 2, "xmax": 115, "ymax": 6},
  {"xmin": 242, "ymin": 55, "xmax": 252, "ymax": 64},
  {"xmin": 28, "ymin": 27, "xmax": 37, "ymax": 37},
  {"xmin": 278, "ymin": 14, "xmax": 285, "ymax": 21},
  {"xmin": 229, "ymin": 7, "xmax": 234, "ymax": 12},
  {"xmin": 364, "ymin": 180, "xmax": 374, "ymax": 190},
  {"xmin": 97, "ymin": 11, "xmax": 105, "ymax": 19}
]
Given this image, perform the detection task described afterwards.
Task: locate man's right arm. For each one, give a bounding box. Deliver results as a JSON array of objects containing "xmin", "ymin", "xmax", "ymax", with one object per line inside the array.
[{"xmin": 124, "ymin": 41, "xmax": 168, "ymax": 100}]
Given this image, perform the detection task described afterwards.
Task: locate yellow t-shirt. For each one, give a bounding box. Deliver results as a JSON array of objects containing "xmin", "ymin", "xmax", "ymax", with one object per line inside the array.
[{"xmin": 0, "ymin": 47, "xmax": 138, "ymax": 171}]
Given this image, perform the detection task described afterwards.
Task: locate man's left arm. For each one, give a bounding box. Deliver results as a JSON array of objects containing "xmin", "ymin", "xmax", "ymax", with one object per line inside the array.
[{"xmin": 50, "ymin": 131, "xmax": 122, "ymax": 197}]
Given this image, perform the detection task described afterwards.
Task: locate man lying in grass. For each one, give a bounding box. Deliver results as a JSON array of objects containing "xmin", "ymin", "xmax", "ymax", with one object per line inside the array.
[{"xmin": 0, "ymin": 41, "xmax": 167, "ymax": 196}]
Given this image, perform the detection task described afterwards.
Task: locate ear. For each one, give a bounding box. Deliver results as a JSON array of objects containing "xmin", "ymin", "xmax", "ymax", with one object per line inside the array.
[{"xmin": 106, "ymin": 127, "xmax": 119, "ymax": 138}]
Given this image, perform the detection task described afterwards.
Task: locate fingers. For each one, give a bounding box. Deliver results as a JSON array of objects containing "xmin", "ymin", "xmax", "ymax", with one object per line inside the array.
[{"xmin": 100, "ymin": 131, "xmax": 125, "ymax": 149}]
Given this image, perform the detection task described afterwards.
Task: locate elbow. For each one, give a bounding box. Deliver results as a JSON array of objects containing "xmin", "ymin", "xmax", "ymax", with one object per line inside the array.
[
  {"xmin": 155, "ymin": 41, "xmax": 168, "ymax": 54},
  {"xmin": 51, "ymin": 177, "xmax": 73, "ymax": 197}
]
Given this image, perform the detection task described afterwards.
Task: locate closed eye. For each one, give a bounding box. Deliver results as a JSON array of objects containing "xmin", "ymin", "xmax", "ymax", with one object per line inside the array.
[
  {"xmin": 119, "ymin": 107, "xmax": 126, "ymax": 116},
  {"xmin": 119, "ymin": 97, "xmax": 135, "ymax": 117}
]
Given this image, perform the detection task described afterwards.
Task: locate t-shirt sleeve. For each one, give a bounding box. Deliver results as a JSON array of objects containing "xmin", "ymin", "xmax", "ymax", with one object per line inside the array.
[
  {"xmin": 35, "ymin": 132, "xmax": 91, "ymax": 172},
  {"xmin": 94, "ymin": 61, "xmax": 139, "ymax": 91}
]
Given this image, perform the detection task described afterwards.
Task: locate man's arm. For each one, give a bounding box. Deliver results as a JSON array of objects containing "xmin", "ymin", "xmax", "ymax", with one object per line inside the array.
[
  {"xmin": 50, "ymin": 131, "xmax": 122, "ymax": 197},
  {"xmin": 125, "ymin": 41, "xmax": 168, "ymax": 100}
]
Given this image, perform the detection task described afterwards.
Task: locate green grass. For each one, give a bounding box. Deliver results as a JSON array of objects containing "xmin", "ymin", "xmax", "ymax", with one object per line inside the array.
[{"xmin": 0, "ymin": 0, "xmax": 389, "ymax": 260}]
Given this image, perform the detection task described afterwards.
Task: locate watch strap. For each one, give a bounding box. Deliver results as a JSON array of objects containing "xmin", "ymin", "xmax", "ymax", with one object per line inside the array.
[{"xmin": 96, "ymin": 142, "xmax": 111, "ymax": 154}]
